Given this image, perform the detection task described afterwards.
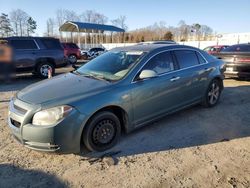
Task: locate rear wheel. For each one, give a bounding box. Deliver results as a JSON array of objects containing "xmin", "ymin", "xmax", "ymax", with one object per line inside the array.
[
  {"xmin": 68, "ymin": 54, "xmax": 77, "ymax": 64},
  {"xmin": 36, "ymin": 62, "xmax": 55, "ymax": 79},
  {"xmin": 83, "ymin": 111, "xmax": 121, "ymax": 152},
  {"xmin": 203, "ymin": 79, "xmax": 222, "ymax": 107}
]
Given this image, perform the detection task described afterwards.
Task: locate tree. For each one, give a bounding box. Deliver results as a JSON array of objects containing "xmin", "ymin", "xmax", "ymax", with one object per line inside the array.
[
  {"xmin": 80, "ymin": 10, "xmax": 107, "ymax": 24},
  {"xmin": 178, "ymin": 20, "xmax": 189, "ymax": 41},
  {"xmin": 0, "ymin": 13, "xmax": 13, "ymax": 37},
  {"xmin": 45, "ymin": 18, "xmax": 56, "ymax": 37},
  {"xmin": 111, "ymin": 16, "xmax": 128, "ymax": 43},
  {"xmin": 200, "ymin": 25, "xmax": 213, "ymax": 40},
  {"xmin": 27, "ymin": 17, "xmax": 37, "ymax": 36},
  {"xmin": 163, "ymin": 31, "xmax": 173, "ymax": 40},
  {"xmin": 192, "ymin": 23, "xmax": 201, "ymax": 40},
  {"xmin": 10, "ymin": 9, "xmax": 29, "ymax": 36},
  {"xmin": 141, "ymin": 36, "xmax": 145, "ymax": 42}
]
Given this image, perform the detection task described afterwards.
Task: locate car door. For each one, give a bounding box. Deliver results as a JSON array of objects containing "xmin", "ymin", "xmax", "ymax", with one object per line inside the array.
[
  {"xmin": 10, "ymin": 39, "xmax": 39, "ymax": 69},
  {"xmin": 131, "ymin": 51, "xmax": 185, "ymax": 127},
  {"xmin": 172, "ymin": 49, "xmax": 209, "ymax": 106}
]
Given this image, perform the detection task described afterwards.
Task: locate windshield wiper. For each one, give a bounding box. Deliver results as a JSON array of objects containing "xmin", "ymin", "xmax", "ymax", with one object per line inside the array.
[
  {"xmin": 82, "ymin": 73, "xmax": 112, "ymax": 82},
  {"xmin": 72, "ymin": 70, "xmax": 81, "ymax": 75}
]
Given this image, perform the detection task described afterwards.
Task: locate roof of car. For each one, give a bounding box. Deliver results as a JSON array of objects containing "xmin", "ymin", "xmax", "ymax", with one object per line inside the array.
[
  {"xmin": 206, "ymin": 45, "xmax": 229, "ymax": 48},
  {"xmin": 3, "ymin": 36, "xmax": 59, "ymax": 40},
  {"xmin": 230, "ymin": 43, "xmax": 250, "ymax": 46},
  {"xmin": 111, "ymin": 44, "xmax": 197, "ymax": 52},
  {"xmin": 62, "ymin": 42, "xmax": 76, "ymax": 44}
]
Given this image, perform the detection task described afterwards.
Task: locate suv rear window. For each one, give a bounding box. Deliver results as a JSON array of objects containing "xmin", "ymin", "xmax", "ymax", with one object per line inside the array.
[
  {"xmin": 11, "ymin": 40, "xmax": 38, "ymax": 50},
  {"xmin": 41, "ymin": 39, "xmax": 62, "ymax": 49},
  {"xmin": 64, "ymin": 43, "xmax": 79, "ymax": 49},
  {"xmin": 174, "ymin": 50, "xmax": 200, "ymax": 69},
  {"xmin": 90, "ymin": 48, "xmax": 104, "ymax": 52},
  {"xmin": 222, "ymin": 44, "xmax": 250, "ymax": 52}
]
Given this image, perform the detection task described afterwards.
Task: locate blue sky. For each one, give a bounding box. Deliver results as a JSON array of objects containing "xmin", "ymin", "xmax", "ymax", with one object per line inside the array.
[{"xmin": 1, "ymin": 0, "xmax": 250, "ymax": 36}]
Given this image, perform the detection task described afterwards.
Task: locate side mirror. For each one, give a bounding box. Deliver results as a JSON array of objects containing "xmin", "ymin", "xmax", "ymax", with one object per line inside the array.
[{"xmin": 139, "ymin": 70, "xmax": 157, "ymax": 80}]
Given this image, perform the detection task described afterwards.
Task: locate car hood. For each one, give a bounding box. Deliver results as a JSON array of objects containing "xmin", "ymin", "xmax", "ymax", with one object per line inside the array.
[{"xmin": 17, "ymin": 73, "xmax": 111, "ymax": 105}]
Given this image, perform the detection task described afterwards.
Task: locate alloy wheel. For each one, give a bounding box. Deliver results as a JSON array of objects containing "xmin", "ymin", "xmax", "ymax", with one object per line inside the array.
[
  {"xmin": 208, "ymin": 82, "xmax": 220, "ymax": 105},
  {"xmin": 40, "ymin": 64, "xmax": 52, "ymax": 77}
]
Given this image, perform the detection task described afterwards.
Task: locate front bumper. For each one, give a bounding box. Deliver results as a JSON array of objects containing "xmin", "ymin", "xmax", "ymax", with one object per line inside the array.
[{"xmin": 8, "ymin": 98, "xmax": 87, "ymax": 153}]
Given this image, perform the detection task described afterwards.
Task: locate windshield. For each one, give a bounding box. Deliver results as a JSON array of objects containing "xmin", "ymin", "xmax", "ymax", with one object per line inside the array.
[{"xmin": 75, "ymin": 51, "xmax": 146, "ymax": 81}]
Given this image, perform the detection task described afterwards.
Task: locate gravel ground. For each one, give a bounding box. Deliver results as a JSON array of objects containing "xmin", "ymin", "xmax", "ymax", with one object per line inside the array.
[{"xmin": 0, "ymin": 69, "xmax": 250, "ymax": 188}]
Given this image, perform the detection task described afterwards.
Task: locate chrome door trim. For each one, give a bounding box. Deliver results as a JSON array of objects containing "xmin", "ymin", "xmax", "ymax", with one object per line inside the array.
[{"xmin": 131, "ymin": 48, "xmax": 208, "ymax": 84}]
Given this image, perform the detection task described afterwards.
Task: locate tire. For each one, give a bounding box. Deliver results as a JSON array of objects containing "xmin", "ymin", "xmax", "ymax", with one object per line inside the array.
[
  {"xmin": 68, "ymin": 54, "xmax": 77, "ymax": 64},
  {"xmin": 36, "ymin": 62, "xmax": 55, "ymax": 79},
  {"xmin": 83, "ymin": 111, "xmax": 121, "ymax": 152},
  {"xmin": 203, "ymin": 79, "xmax": 222, "ymax": 107}
]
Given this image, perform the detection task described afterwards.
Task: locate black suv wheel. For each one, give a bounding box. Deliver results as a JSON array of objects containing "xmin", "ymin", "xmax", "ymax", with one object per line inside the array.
[
  {"xmin": 83, "ymin": 111, "xmax": 121, "ymax": 152},
  {"xmin": 68, "ymin": 54, "xmax": 77, "ymax": 64}
]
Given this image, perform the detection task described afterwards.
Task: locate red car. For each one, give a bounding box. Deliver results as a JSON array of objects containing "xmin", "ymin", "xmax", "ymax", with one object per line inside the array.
[
  {"xmin": 203, "ymin": 45, "xmax": 229, "ymax": 55},
  {"xmin": 62, "ymin": 42, "xmax": 81, "ymax": 64}
]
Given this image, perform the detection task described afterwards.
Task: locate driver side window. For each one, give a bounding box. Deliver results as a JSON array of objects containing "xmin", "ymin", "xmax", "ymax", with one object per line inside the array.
[{"xmin": 142, "ymin": 51, "xmax": 175, "ymax": 75}]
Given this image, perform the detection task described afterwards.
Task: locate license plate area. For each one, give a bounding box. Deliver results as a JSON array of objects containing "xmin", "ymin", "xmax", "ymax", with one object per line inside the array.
[{"xmin": 226, "ymin": 67, "xmax": 234, "ymax": 72}]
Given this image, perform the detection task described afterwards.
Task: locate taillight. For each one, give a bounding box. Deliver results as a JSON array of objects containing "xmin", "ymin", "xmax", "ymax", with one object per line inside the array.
[{"xmin": 236, "ymin": 58, "xmax": 250, "ymax": 63}]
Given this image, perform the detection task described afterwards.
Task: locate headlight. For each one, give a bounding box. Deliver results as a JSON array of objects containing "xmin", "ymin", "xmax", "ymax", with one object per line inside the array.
[{"xmin": 32, "ymin": 105, "xmax": 73, "ymax": 126}]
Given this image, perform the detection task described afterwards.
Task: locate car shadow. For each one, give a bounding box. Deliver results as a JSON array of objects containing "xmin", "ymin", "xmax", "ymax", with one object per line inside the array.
[
  {"xmin": 0, "ymin": 66, "xmax": 74, "ymax": 93},
  {"xmin": 0, "ymin": 164, "xmax": 68, "ymax": 188},
  {"xmin": 0, "ymin": 62, "xmax": 89, "ymax": 93},
  {"xmin": 0, "ymin": 73, "xmax": 40, "ymax": 93},
  {"xmin": 85, "ymin": 84, "xmax": 250, "ymax": 158}
]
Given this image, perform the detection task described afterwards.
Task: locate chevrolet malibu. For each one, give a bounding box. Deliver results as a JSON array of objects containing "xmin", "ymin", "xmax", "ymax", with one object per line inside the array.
[{"xmin": 8, "ymin": 44, "xmax": 225, "ymax": 153}]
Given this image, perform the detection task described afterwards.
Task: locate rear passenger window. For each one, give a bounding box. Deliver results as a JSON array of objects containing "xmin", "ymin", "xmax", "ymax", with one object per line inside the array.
[
  {"xmin": 142, "ymin": 51, "xmax": 175, "ymax": 75},
  {"xmin": 222, "ymin": 45, "xmax": 250, "ymax": 52},
  {"xmin": 174, "ymin": 50, "xmax": 199, "ymax": 69},
  {"xmin": 11, "ymin": 40, "xmax": 37, "ymax": 50},
  {"xmin": 69, "ymin": 43, "xmax": 79, "ymax": 49},
  {"xmin": 196, "ymin": 52, "xmax": 207, "ymax": 64},
  {"xmin": 41, "ymin": 39, "xmax": 62, "ymax": 49}
]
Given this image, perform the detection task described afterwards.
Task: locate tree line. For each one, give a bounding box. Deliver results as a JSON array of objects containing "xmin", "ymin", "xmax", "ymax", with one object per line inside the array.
[
  {"xmin": 0, "ymin": 8, "xmax": 214, "ymax": 43},
  {"xmin": 0, "ymin": 9, "xmax": 37, "ymax": 37}
]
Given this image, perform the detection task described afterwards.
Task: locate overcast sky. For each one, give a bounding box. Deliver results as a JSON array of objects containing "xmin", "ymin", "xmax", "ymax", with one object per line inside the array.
[{"xmin": 1, "ymin": 0, "xmax": 250, "ymax": 36}]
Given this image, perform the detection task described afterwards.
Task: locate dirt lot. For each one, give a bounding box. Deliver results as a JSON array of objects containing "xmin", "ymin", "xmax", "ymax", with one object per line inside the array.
[{"xmin": 0, "ymin": 68, "xmax": 250, "ymax": 188}]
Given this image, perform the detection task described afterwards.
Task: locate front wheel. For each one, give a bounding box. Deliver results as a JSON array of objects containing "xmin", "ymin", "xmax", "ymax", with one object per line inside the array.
[
  {"xmin": 203, "ymin": 79, "xmax": 222, "ymax": 107},
  {"xmin": 83, "ymin": 111, "xmax": 121, "ymax": 152},
  {"xmin": 68, "ymin": 54, "xmax": 77, "ymax": 64}
]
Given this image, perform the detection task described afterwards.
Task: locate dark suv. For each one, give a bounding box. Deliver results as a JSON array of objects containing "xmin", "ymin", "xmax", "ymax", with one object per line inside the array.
[
  {"xmin": 3, "ymin": 37, "xmax": 67, "ymax": 78},
  {"xmin": 216, "ymin": 43, "xmax": 250, "ymax": 78}
]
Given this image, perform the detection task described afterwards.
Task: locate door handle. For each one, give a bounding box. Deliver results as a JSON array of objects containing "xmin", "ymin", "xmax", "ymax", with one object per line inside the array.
[
  {"xmin": 204, "ymin": 68, "xmax": 210, "ymax": 72},
  {"xmin": 170, "ymin": 76, "xmax": 180, "ymax": 82}
]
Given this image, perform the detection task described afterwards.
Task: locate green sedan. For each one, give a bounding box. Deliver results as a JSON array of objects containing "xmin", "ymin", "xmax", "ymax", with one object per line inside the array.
[{"xmin": 8, "ymin": 44, "xmax": 225, "ymax": 153}]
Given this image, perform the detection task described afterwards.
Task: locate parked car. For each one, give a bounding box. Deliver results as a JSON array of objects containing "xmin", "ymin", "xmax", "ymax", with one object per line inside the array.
[
  {"xmin": 62, "ymin": 42, "xmax": 81, "ymax": 64},
  {"xmin": 8, "ymin": 44, "xmax": 225, "ymax": 153},
  {"xmin": 80, "ymin": 50, "xmax": 89, "ymax": 60},
  {"xmin": 138, "ymin": 40, "xmax": 177, "ymax": 45},
  {"xmin": 216, "ymin": 43, "xmax": 250, "ymax": 78},
  {"xmin": 203, "ymin": 45, "xmax": 229, "ymax": 55},
  {"xmin": 2, "ymin": 37, "xmax": 67, "ymax": 78},
  {"xmin": 81, "ymin": 47, "xmax": 106, "ymax": 59}
]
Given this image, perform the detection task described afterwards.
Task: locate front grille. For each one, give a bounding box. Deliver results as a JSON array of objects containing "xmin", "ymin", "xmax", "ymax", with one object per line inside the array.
[{"xmin": 10, "ymin": 118, "xmax": 21, "ymax": 128}]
